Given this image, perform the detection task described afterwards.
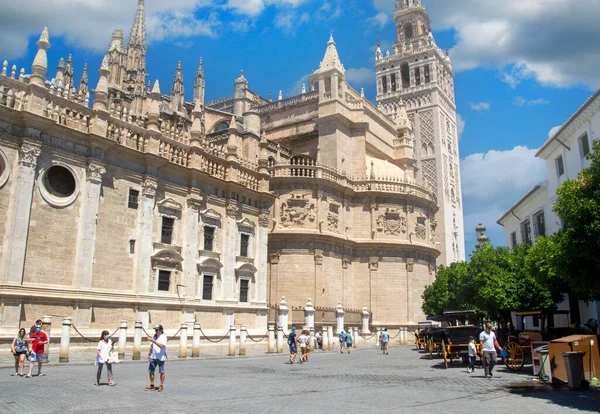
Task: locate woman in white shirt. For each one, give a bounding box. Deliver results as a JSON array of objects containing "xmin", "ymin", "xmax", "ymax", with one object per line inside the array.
[{"xmin": 96, "ymin": 330, "xmax": 116, "ymax": 386}]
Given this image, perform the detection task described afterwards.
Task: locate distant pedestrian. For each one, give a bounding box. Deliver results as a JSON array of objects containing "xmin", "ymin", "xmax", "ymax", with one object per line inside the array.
[
  {"xmin": 11, "ymin": 328, "xmax": 29, "ymax": 376},
  {"xmin": 381, "ymin": 328, "xmax": 389, "ymax": 355},
  {"xmin": 298, "ymin": 330, "xmax": 308, "ymax": 363},
  {"xmin": 145, "ymin": 325, "xmax": 167, "ymax": 392},
  {"xmin": 315, "ymin": 331, "xmax": 322, "ymax": 349},
  {"xmin": 379, "ymin": 331, "xmax": 383, "ymax": 351},
  {"xmin": 305, "ymin": 330, "xmax": 312, "ymax": 361},
  {"xmin": 467, "ymin": 336, "xmax": 477, "ymax": 373},
  {"xmin": 29, "ymin": 319, "xmax": 42, "ymax": 335},
  {"xmin": 345, "ymin": 330, "xmax": 353, "ymax": 353},
  {"xmin": 479, "ymin": 323, "xmax": 503, "ymax": 378},
  {"xmin": 26, "ymin": 325, "xmax": 48, "ymax": 378},
  {"xmin": 287, "ymin": 326, "xmax": 298, "ymax": 363},
  {"xmin": 96, "ymin": 330, "xmax": 116, "ymax": 386},
  {"xmin": 339, "ymin": 330, "xmax": 346, "ymax": 353}
]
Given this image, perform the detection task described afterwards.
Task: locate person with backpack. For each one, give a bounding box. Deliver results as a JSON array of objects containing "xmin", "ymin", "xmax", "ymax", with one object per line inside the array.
[
  {"xmin": 381, "ymin": 328, "xmax": 390, "ymax": 355},
  {"xmin": 339, "ymin": 330, "xmax": 346, "ymax": 353},
  {"xmin": 345, "ymin": 330, "xmax": 353, "ymax": 353},
  {"xmin": 287, "ymin": 326, "xmax": 298, "ymax": 363}
]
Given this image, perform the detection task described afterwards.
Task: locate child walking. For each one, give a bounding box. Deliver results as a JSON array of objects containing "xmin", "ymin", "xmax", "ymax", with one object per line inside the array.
[{"xmin": 467, "ymin": 335, "xmax": 477, "ymax": 373}]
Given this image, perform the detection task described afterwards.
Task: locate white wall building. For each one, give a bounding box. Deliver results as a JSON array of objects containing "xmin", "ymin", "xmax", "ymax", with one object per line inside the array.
[{"xmin": 498, "ymin": 89, "xmax": 600, "ymax": 330}]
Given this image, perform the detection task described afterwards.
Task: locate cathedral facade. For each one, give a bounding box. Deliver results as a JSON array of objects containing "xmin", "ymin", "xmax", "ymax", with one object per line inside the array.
[{"xmin": 0, "ymin": 0, "xmax": 447, "ymax": 334}]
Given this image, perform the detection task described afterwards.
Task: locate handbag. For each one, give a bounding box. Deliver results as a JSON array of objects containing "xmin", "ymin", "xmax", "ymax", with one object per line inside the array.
[{"xmin": 108, "ymin": 351, "xmax": 120, "ymax": 364}]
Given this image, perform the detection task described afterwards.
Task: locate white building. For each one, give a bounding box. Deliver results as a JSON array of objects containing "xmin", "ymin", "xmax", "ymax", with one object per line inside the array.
[{"xmin": 497, "ymin": 89, "xmax": 600, "ymax": 330}]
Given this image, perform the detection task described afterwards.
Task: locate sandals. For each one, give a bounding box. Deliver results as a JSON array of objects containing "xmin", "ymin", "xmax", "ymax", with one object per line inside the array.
[
  {"xmin": 11, "ymin": 373, "xmax": 18, "ymax": 376},
  {"xmin": 108, "ymin": 381, "xmax": 116, "ymax": 386}
]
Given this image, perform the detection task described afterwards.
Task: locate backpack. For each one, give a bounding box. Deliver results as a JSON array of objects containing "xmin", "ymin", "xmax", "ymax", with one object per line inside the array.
[{"xmin": 287, "ymin": 336, "xmax": 293, "ymax": 345}]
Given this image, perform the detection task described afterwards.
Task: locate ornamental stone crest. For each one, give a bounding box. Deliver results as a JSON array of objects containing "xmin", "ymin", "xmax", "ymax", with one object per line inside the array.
[
  {"xmin": 369, "ymin": 257, "xmax": 378, "ymax": 271},
  {"xmin": 86, "ymin": 163, "xmax": 106, "ymax": 183},
  {"xmin": 142, "ymin": 178, "xmax": 158, "ymax": 197},
  {"xmin": 406, "ymin": 260, "xmax": 414, "ymax": 272},
  {"xmin": 342, "ymin": 257, "xmax": 350, "ymax": 269},
  {"xmin": 314, "ymin": 249, "xmax": 323, "ymax": 265},
  {"xmin": 226, "ymin": 201, "xmax": 239, "ymax": 218},
  {"xmin": 269, "ymin": 252, "xmax": 280, "ymax": 264},
  {"xmin": 258, "ymin": 210, "xmax": 270, "ymax": 228},
  {"xmin": 280, "ymin": 194, "xmax": 315, "ymax": 227},
  {"xmin": 327, "ymin": 203, "xmax": 340, "ymax": 233},
  {"xmin": 19, "ymin": 143, "xmax": 41, "ymax": 168},
  {"xmin": 376, "ymin": 208, "xmax": 406, "ymax": 236}
]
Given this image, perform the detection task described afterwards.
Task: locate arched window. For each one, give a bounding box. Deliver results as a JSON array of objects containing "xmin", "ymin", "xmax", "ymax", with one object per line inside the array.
[
  {"xmin": 210, "ymin": 120, "xmax": 230, "ymax": 133},
  {"xmin": 421, "ymin": 144, "xmax": 427, "ymax": 158},
  {"xmin": 401, "ymin": 63, "xmax": 410, "ymax": 89}
]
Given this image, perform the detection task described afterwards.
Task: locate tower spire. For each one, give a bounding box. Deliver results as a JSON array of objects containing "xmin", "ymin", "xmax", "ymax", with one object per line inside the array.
[
  {"xmin": 128, "ymin": 0, "xmax": 146, "ymax": 52},
  {"xmin": 194, "ymin": 57, "xmax": 205, "ymax": 105},
  {"xmin": 170, "ymin": 61, "xmax": 185, "ymax": 113}
]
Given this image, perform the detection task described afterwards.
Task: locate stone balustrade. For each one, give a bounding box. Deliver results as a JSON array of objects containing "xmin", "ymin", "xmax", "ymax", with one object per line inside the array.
[{"xmin": 255, "ymin": 91, "xmax": 318, "ymax": 114}]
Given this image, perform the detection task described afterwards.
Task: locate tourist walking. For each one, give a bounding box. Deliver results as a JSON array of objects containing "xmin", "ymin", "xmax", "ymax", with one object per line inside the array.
[
  {"xmin": 305, "ymin": 330, "xmax": 312, "ymax": 361},
  {"xmin": 287, "ymin": 326, "xmax": 298, "ymax": 363},
  {"xmin": 381, "ymin": 328, "xmax": 389, "ymax": 355},
  {"xmin": 96, "ymin": 330, "xmax": 116, "ymax": 386},
  {"xmin": 467, "ymin": 335, "xmax": 477, "ymax": 373},
  {"xmin": 145, "ymin": 325, "xmax": 167, "ymax": 392},
  {"xmin": 339, "ymin": 330, "xmax": 346, "ymax": 353},
  {"xmin": 479, "ymin": 323, "xmax": 503, "ymax": 378},
  {"xmin": 298, "ymin": 330, "xmax": 308, "ymax": 363},
  {"xmin": 11, "ymin": 328, "xmax": 29, "ymax": 376},
  {"xmin": 29, "ymin": 319, "xmax": 42, "ymax": 335},
  {"xmin": 345, "ymin": 330, "xmax": 353, "ymax": 353},
  {"xmin": 26, "ymin": 325, "xmax": 48, "ymax": 378}
]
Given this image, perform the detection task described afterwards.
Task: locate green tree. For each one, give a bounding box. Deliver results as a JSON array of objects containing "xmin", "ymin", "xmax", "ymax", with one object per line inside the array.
[{"xmin": 421, "ymin": 262, "xmax": 470, "ymax": 317}]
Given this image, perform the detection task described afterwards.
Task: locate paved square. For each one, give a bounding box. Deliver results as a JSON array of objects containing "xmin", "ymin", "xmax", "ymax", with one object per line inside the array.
[{"xmin": 0, "ymin": 345, "xmax": 598, "ymax": 413}]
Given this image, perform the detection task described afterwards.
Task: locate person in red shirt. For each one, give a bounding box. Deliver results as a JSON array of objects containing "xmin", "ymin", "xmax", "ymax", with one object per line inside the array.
[{"xmin": 26, "ymin": 326, "xmax": 48, "ymax": 378}]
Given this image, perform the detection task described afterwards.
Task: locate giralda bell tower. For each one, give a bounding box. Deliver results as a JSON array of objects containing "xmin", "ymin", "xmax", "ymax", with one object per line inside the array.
[{"xmin": 375, "ymin": 0, "xmax": 465, "ymax": 264}]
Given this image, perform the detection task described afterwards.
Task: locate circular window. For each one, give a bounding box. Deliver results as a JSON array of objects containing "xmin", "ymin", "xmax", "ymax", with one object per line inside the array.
[
  {"xmin": 44, "ymin": 166, "xmax": 76, "ymax": 197},
  {"xmin": 38, "ymin": 163, "xmax": 79, "ymax": 208},
  {"xmin": 0, "ymin": 150, "xmax": 9, "ymax": 189}
]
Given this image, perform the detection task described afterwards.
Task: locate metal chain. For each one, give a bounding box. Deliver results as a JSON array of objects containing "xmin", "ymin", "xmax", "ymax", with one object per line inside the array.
[
  {"xmin": 390, "ymin": 331, "xmax": 400, "ymax": 339},
  {"xmin": 246, "ymin": 331, "xmax": 269, "ymax": 343},
  {"xmin": 71, "ymin": 324, "xmax": 102, "ymax": 342},
  {"xmin": 198, "ymin": 326, "xmax": 231, "ymax": 343},
  {"xmin": 167, "ymin": 327, "xmax": 182, "ymax": 341},
  {"xmin": 108, "ymin": 327, "xmax": 120, "ymax": 339},
  {"xmin": 359, "ymin": 332, "xmax": 376, "ymax": 340}
]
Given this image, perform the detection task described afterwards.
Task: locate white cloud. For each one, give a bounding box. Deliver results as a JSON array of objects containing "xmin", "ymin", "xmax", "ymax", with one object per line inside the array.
[
  {"xmin": 373, "ymin": 0, "xmax": 600, "ymax": 89},
  {"xmin": 469, "ymin": 101, "xmax": 491, "ymax": 111},
  {"xmin": 274, "ymin": 11, "xmax": 310, "ymax": 33},
  {"xmin": 456, "ymin": 113, "xmax": 466, "ymax": 138},
  {"xmin": 225, "ymin": 0, "xmax": 309, "ymax": 16},
  {"xmin": 460, "ymin": 145, "xmax": 547, "ymax": 252},
  {"xmin": 287, "ymin": 74, "xmax": 309, "ymax": 97},
  {"xmin": 548, "ymin": 125, "xmax": 562, "ymax": 138},
  {"xmin": 513, "ymin": 96, "xmax": 551, "ymax": 107},
  {"xmin": 367, "ymin": 12, "xmax": 388, "ymax": 29},
  {"xmin": 346, "ymin": 67, "xmax": 375, "ymax": 87}
]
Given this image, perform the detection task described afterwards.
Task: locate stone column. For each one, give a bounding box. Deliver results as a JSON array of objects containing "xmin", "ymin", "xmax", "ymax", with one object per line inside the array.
[
  {"xmin": 257, "ymin": 211, "xmax": 269, "ymax": 304},
  {"xmin": 406, "ymin": 259, "xmax": 414, "ymax": 324},
  {"xmin": 184, "ymin": 197, "xmax": 202, "ymax": 299},
  {"xmin": 309, "ymin": 327, "xmax": 315, "ymax": 350},
  {"xmin": 327, "ymin": 326, "xmax": 333, "ymax": 352},
  {"xmin": 322, "ymin": 326, "xmax": 329, "ymax": 351},
  {"xmin": 335, "ymin": 302, "xmax": 345, "ymax": 334},
  {"xmin": 361, "ymin": 304, "xmax": 371, "ymax": 333},
  {"xmin": 276, "ymin": 325, "xmax": 283, "ymax": 353},
  {"xmin": 368, "ymin": 257, "xmax": 378, "ymax": 317},
  {"xmin": 267, "ymin": 325, "xmax": 275, "ymax": 353},
  {"xmin": 278, "ymin": 296, "xmax": 289, "ymax": 333},
  {"xmin": 314, "ymin": 249, "xmax": 323, "ymax": 306},
  {"xmin": 228, "ymin": 325, "xmax": 236, "ymax": 356},
  {"xmin": 136, "ymin": 177, "xmax": 157, "ymax": 293},
  {"xmin": 178, "ymin": 323, "xmax": 188, "ymax": 359},
  {"xmin": 59, "ymin": 317, "xmax": 71, "ymax": 363},
  {"xmin": 239, "ymin": 325, "xmax": 247, "ymax": 356},
  {"xmin": 118, "ymin": 320, "xmax": 127, "ymax": 359},
  {"xmin": 353, "ymin": 327, "xmax": 359, "ymax": 349},
  {"xmin": 73, "ymin": 161, "xmax": 105, "ymax": 289},
  {"xmin": 224, "ymin": 201, "xmax": 238, "ymax": 300},
  {"xmin": 41, "ymin": 316, "xmax": 52, "ymax": 363},
  {"xmin": 133, "ymin": 321, "xmax": 142, "ymax": 360},
  {"xmin": 376, "ymin": 327, "xmax": 381, "ymax": 348},
  {"xmin": 304, "ymin": 298, "xmax": 315, "ymax": 329},
  {"xmin": 6, "ymin": 141, "xmax": 41, "ymax": 285},
  {"xmin": 192, "ymin": 322, "xmax": 201, "ymax": 358},
  {"xmin": 269, "ymin": 252, "xmax": 280, "ymax": 309}
]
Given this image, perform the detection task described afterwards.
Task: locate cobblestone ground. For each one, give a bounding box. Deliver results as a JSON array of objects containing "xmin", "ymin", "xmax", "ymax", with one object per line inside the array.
[{"xmin": 0, "ymin": 345, "xmax": 598, "ymax": 413}]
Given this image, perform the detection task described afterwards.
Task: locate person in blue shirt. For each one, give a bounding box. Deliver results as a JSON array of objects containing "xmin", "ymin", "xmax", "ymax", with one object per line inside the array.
[
  {"xmin": 287, "ymin": 326, "xmax": 298, "ymax": 363},
  {"xmin": 381, "ymin": 328, "xmax": 390, "ymax": 355},
  {"xmin": 339, "ymin": 330, "xmax": 346, "ymax": 353},
  {"xmin": 345, "ymin": 330, "xmax": 353, "ymax": 354}
]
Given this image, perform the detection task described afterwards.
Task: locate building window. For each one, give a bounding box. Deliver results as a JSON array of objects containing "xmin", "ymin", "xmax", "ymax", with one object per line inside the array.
[
  {"xmin": 204, "ymin": 226, "xmax": 215, "ymax": 251},
  {"xmin": 424, "ymin": 64, "xmax": 430, "ymax": 83},
  {"xmin": 161, "ymin": 217, "xmax": 174, "ymax": 244},
  {"xmin": 44, "ymin": 165, "xmax": 76, "ymax": 198},
  {"xmin": 240, "ymin": 234, "xmax": 250, "ymax": 257},
  {"xmin": 239, "ymin": 279, "xmax": 249, "ymax": 303},
  {"xmin": 415, "ymin": 68, "xmax": 421, "ymax": 86},
  {"xmin": 128, "ymin": 189, "xmax": 139, "ymax": 209},
  {"xmin": 555, "ymin": 155, "xmax": 565, "ymax": 177},
  {"xmin": 510, "ymin": 232, "xmax": 517, "ymax": 248},
  {"xmin": 533, "ymin": 211, "xmax": 546, "ymax": 238},
  {"xmin": 401, "ymin": 63, "xmax": 410, "ymax": 89},
  {"xmin": 520, "ymin": 220, "xmax": 532, "ymax": 246},
  {"xmin": 382, "ymin": 76, "xmax": 388, "ymax": 94},
  {"xmin": 129, "ymin": 239, "xmax": 135, "ymax": 254},
  {"xmin": 390, "ymin": 73, "xmax": 397, "ymax": 91},
  {"xmin": 158, "ymin": 270, "xmax": 170, "ymax": 291},
  {"xmin": 580, "ymin": 133, "xmax": 590, "ymax": 158},
  {"xmin": 532, "ymin": 315, "xmax": 540, "ymax": 328},
  {"xmin": 202, "ymin": 275, "xmax": 213, "ymax": 300}
]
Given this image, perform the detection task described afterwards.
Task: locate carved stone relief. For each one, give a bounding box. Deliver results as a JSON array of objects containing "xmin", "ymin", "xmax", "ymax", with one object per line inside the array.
[
  {"xmin": 269, "ymin": 252, "xmax": 280, "ymax": 264},
  {"xmin": 226, "ymin": 200, "xmax": 239, "ymax": 218},
  {"xmin": 376, "ymin": 208, "xmax": 406, "ymax": 236},
  {"xmin": 18, "ymin": 143, "xmax": 41, "ymax": 169},
  {"xmin": 280, "ymin": 194, "xmax": 315, "ymax": 227},
  {"xmin": 86, "ymin": 163, "xmax": 105, "ymax": 183},
  {"xmin": 258, "ymin": 210, "xmax": 270, "ymax": 228},
  {"xmin": 314, "ymin": 249, "xmax": 323, "ymax": 265},
  {"xmin": 369, "ymin": 257, "xmax": 378, "ymax": 271},
  {"xmin": 327, "ymin": 203, "xmax": 340, "ymax": 233},
  {"xmin": 415, "ymin": 216, "xmax": 427, "ymax": 240}
]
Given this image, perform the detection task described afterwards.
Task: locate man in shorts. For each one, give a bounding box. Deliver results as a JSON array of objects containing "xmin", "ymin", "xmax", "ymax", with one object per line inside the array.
[
  {"xmin": 146, "ymin": 324, "xmax": 167, "ymax": 392},
  {"xmin": 26, "ymin": 325, "xmax": 48, "ymax": 378},
  {"xmin": 381, "ymin": 328, "xmax": 390, "ymax": 355},
  {"xmin": 287, "ymin": 326, "xmax": 298, "ymax": 363}
]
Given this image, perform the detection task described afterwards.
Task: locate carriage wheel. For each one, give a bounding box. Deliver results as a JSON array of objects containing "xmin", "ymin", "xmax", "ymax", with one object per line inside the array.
[
  {"xmin": 442, "ymin": 340, "xmax": 448, "ymax": 368},
  {"xmin": 503, "ymin": 340, "xmax": 525, "ymax": 372}
]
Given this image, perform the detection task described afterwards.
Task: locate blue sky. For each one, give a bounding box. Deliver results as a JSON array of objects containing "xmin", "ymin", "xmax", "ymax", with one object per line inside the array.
[{"xmin": 2, "ymin": 0, "xmax": 599, "ymax": 257}]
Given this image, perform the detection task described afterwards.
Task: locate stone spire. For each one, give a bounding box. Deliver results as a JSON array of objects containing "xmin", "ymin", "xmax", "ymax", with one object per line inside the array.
[
  {"xmin": 227, "ymin": 115, "xmax": 238, "ymax": 160},
  {"xmin": 319, "ymin": 34, "xmax": 345, "ymax": 73},
  {"xmin": 93, "ymin": 55, "xmax": 110, "ymax": 111},
  {"xmin": 65, "ymin": 54, "xmax": 74, "ymax": 87},
  {"xmin": 170, "ymin": 61, "xmax": 185, "ymax": 113},
  {"xmin": 55, "ymin": 57, "xmax": 66, "ymax": 88},
  {"xmin": 128, "ymin": 0, "xmax": 146, "ymax": 53},
  {"xmin": 375, "ymin": 40, "xmax": 383, "ymax": 62},
  {"xmin": 79, "ymin": 63, "xmax": 89, "ymax": 95},
  {"xmin": 146, "ymin": 80, "xmax": 162, "ymax": 132},
  {"xmin": 30, "ymin": 27, "xmax": 50, "ymax": 87},
  {"xmin": 475, "ymin": 224, "xmax": 490, "ymax": 250},
  {"xmin": 190, "ymin": 97, "xmax": 204, "ymax": 144},
  {"xmin": 124, "ymin": 0, "xmax": 147, "ymax": 109},
  {"xmin": 194, "ymin": 57, "xmax": 205, "ymax": 105}
]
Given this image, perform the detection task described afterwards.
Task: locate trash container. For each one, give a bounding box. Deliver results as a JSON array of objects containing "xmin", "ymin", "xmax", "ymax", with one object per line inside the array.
[{"xmin": 562, "ymin": 351, "xmax": 586, "ymax": 389}]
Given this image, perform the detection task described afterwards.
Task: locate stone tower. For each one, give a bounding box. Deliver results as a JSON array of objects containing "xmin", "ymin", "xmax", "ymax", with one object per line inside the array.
[
  {"xmin": 375, "ymin": 0, "xmax": 465, "ymax": 265},
  {"xmin": 474, "ymin": 223, "xmax": 490, "ymax": 250}
]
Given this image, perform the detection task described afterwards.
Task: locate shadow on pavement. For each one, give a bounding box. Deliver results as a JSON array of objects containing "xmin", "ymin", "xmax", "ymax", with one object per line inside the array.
[{"xmin": 506, "ymin": 383, "xmax": 600, "ymax": 412}]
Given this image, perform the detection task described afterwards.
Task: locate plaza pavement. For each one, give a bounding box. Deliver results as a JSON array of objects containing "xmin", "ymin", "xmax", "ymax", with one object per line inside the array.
[{"xmin": 0, "ymin": 344, "xmax": 598, "ymax": 413}]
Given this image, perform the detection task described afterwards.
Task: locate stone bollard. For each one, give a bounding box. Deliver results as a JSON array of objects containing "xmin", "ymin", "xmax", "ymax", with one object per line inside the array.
[
  {"xmin": 179, "ymin": 323, "xmax": 188, "ymax": 359},
  {"xmin": 228, "ymin": 325, "xmax": 236, "ymax": 356},
  {"xmin": 192, "ymin": 322, "xmax": 201, "ymax": 358},
  {"xmin": 305, "ymin": 298, "xmax": 315, "ymax": 330},
  {"xmin": 118, "ymin": 320, "xmax": 127, "ymax": 359},
  {"xmin": 133, "ymin": 321, "xmax": 142, "ymax": 360},
  {"xmin": 268, "ymin": 325, "xmax": 275, "ymax": 353},
  {"xmin": 403, "ymin": 327, "xmax": 408, "ymax": 345},
  {"xmin": 327, "ymin": 326, "xmax": 333, "ymax": 351},
  {"xmin": 376, "ymin": 327, "xmax": 381, "ymax": 348},
  {"xmin": 41, "ymin": 316, "xmax": 52, "ymax": 363},
  {"xmin": 322, "ymin": 326, "xmax": 329, "ymax": 351},
  {"xmin": 353, "ymin": 327, "xmax": 359, "ymax": 349},
  {"xmin": 309, "ymin": 326, "xmax": 315, "ymax": 350},
  {"xmin": 59, "ymin": 317, "xmax": 71, "ymax": 363},
  {"xmin": 278, "ymin": 296, "xmax": 289, "ymax": 333},
  {"xmin": 239, "ymin": 325, "xmax": 247, "ymax": 356},
  {"xmin": 277, "ymin": 325, "xmax": 284, "ymax": 353},
  {"xmin": 361, "ymin": 304, "xmax": 370, "ymax": 334},
  {"xmin": 335, "ymin": 302, "xmax": 345, "ymax": 335}
]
